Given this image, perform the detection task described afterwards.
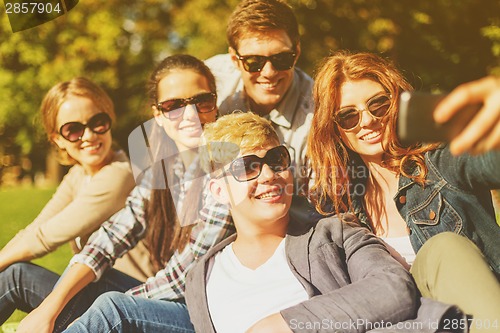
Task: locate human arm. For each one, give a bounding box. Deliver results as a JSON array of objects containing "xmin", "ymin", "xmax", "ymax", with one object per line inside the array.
[
  {"xmin": 16, "ymin": 263, "xmax": 94, "ymax": 333},
  {"xmin": 434, "ymin": 76, "xmax": 500, "ymax": 155},
  {"xmin": 126, "ymin": 193, "xmax": 234, "ymax": 299},
  {"xmin": 0, "ymin": 156, "xmax": 134, "ymax": 271},
  {"xmin": 69, "ymin": 182, "xmax": 151, "ymax": 281},
  {"xmin": 15, "ymin": 176, "xmax": 149, "ymax": 333},
  {"xmin": 429, "ymin": 146, "xmax": 500, "ymax": 190},
  {"xmin": 278, "ymin": 215, "xmax": 418, "ymax": 333}
]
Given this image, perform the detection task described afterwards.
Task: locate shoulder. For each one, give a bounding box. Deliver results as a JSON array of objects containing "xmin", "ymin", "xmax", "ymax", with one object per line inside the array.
[
  {"xmin": 97, "ymin": 150, "xmax": 133, "ymax": 178},
  {"xmin": 205, "ymin": 53, "xmax": 238, "ymax": 77},
  {"xmin": 292, "ymin": 67, "xmax": 314, "ymax": 116},
  {"xmin": 294, "ymin": 67, "xmax": 314, "ymax": 90},
  {"xmin": 304, "ymin": 213, "xmax": 370, "ymax": 247},
  {"xmin": 187, "ymin": 235, "xmax": 236, "ymax": 284},
  {"xmin": 87, "ymin": 151, "xmax": 134, "ymax": 192},
  {"xmin": 108, "ymin": 150, "xmax": 132, "ymax": 171}
]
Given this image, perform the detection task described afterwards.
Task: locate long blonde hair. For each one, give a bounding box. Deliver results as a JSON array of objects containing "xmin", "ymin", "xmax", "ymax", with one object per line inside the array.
[{"xmin": 40, "ymin": 77, "xmax": 115, "ymax": 165}]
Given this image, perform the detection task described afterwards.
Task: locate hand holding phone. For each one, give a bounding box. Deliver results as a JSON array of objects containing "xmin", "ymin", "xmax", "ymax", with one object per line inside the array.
[
  {"xmin": 434, "ymin": 76, "xmax": 500, "ymax": 155},
  {"xmin": 397, "ymin": 91, "xmax": 480, "ymax": 145}
]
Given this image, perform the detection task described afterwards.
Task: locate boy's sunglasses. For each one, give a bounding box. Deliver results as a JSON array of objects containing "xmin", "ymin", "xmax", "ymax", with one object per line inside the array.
[
  {"xmin": 335, "ymin": 94, "xmax": 392, "ymax": 130},
  {"xmin": 59, "ymin": 112, "xmax": 112, "ymax": 142},
  {"xmin": 235, "ymin": 50, "xmax": 296, "ymax": 73},
  {"xmin": 219, "ymin": 145, "xmax": 291, "ymax": 182},
  {"xmin": 156, "ymin": 92, "xmax": 217, "ymax": 119}
]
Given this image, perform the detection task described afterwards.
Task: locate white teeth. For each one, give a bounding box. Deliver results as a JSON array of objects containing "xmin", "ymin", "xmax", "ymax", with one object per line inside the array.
[
  {"xmin": 182, "ymin": 127, "xmax": 200, "ymax": 132},
  {"xmin": 256, "ymin": 189, "xmax": 281, "ymax": 199},
  {"xmin": 361, "ymin": 131, "xmax": 381, "ymax": 141},
  {"xmin": 260, "ymin": 82, "xmax": 277, "ymax": 89},
  {"xmin": 83, "ymin": 144, "xmax": 100, "ymax": 151}
]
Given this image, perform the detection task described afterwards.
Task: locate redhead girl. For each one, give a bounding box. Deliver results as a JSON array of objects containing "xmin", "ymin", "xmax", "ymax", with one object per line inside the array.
[{"xmin": 308, "ymin": 51, "xmax": 500, "ymax": 331}]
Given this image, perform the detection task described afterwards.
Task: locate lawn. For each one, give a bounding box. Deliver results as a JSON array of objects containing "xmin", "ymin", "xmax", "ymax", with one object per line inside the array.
[
  {"xmin": 0, "ymin": 186, "xmax": 72, "ymax": 328},
  {"xmin": 0, "ymin": 186, "xmax": 498, "ymax": 332}
]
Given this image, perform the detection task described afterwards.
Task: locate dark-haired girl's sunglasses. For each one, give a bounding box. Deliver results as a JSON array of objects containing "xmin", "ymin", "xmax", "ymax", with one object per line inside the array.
[
  {"xmin": 335, "ymin": 94, "xmax": 392, "ymax": 130},
  {"xmin": 235, "ymin": 50, "xmax": 296, "ymax": 73},
  {"xmin": 219, "ymin": 145, "xmax": 291, "ymax": 182},
  {"xmin": 59, "ymin": 112, "xmax": 112, "ymax": 142},
  {"xmin": 156, "ymin": 92, "xmax": 217, "ymax": 119}
]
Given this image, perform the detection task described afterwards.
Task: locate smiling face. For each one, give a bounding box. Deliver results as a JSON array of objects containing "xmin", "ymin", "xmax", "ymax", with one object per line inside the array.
[
  {"xmin": 230, "ymin": 30, "xmax": 298, "ymax": 115},
  {"xmin": 153, "ymin": 69, "xmax": 217, "ymax": 152},
  {"xmin": 53, "ymin": 95, "xmax": 113, "ymax": 175},
  {"xmin": 210, "ymin": 143, "xmax": 293, "ymax": 231},
  {"xmin": 338, "ymin": 79, "xmax": 390, "ymax": 163}
]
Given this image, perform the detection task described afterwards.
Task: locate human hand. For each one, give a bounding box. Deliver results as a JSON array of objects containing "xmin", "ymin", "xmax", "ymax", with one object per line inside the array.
[
  {"xmin": 246, "ymin": 313, "xmax": 293, "ymax": 333},
  {"xmin": 434, "ymin": 76, "xmax": 500, "ymax": 155},
  {"xmin": 16, "ymin": 305, "xmax": 58, "ymax": 333}
]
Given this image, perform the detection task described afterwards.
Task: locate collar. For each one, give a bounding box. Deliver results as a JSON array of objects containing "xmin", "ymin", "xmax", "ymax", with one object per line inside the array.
[{"xmin": 267, "ymin": 70, "xmax": 302, "ymax": 129}]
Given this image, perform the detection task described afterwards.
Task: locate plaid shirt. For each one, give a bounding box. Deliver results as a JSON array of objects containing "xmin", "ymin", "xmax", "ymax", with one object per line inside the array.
[{"xmin": 70, "ymin": 157, "xmax": 235, "ymax": 300}]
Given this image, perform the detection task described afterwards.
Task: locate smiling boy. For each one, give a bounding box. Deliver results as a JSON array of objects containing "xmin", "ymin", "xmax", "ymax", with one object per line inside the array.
[{"xmin": 185, "ymin": 112, "xmax": 463, "ymax": 333}]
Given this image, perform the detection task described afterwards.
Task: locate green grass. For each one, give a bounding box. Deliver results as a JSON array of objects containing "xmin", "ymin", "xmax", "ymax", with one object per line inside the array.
[{"xmin": 0, "ymin": 186, "xmax": 73, "ymax": 327}]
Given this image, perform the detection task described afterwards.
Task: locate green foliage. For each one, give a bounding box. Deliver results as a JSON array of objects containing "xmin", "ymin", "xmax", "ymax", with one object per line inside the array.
[
  {"xmin": 1, "ymin": 0, "xmax": 499, "ymax": 175},
  {"xmin": 170, "ymin": 0, "xmax": 499, "ymax": 90},
  {"xmin": 0, "ymin": 0, "xmax": 174, "ymax": 174},
  {"xmin": 0, "ymin": 186, "xmax": 71, "ymax": 270},
  {"xmin": 0, "ymin": 186, "xmax": 70, "ymax": 324},
  {"xmin": 290, "ymin": 0, "xmax": 500, "ymax": 89}
]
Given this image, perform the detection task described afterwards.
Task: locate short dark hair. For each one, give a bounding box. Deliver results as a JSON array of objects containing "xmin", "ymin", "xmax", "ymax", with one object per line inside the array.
[{"xmin": 226, "ymin": 0, "xmax": 299, "ymax": 50}]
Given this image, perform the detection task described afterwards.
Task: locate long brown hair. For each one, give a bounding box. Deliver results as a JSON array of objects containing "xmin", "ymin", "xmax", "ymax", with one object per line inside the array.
[
  {"xmin": 308, "ymin": 51, "xmax": 438, "ymax": 216},
  {"xmin": 144, "ymin": 54, "xmax": 217, "ymax": 271}
]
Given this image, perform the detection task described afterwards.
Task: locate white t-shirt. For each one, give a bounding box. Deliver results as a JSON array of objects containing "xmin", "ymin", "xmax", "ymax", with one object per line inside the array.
[
  {"xmin": 206, "ymin": 238, "xmax": 309, "ymax": 333},
  {"xmin": 382, "ymin": 235, "xmax": 416, "ymax": 268}
]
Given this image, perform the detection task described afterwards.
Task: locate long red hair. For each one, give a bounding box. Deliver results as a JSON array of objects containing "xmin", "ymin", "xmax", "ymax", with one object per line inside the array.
[{"xmin": 308, "ymin": 51, "xmax": 438, "ymax": 216}]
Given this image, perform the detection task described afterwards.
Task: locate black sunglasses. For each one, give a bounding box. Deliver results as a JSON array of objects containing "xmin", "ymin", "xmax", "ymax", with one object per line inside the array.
[
  {"xmin": 219, "ymin": 145, "xmax": 291, "ymax": 182},
  {"xmin": 335, "ymin": 94, "xmax": 392, "ymax": 130},
  {"xmin": 59, "ymin": 112, "xmax": 112, "ymax": 142},
  {"xmin": 235, "ymin": 50, "xmax": 296, "ymax": 73},
  {"xmin": 156, "ymin": 92, "xmax": 217, "ymax": 119}
]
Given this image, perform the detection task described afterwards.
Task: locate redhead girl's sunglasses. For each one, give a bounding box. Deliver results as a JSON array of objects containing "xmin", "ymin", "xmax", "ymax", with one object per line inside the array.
[
  {"xmin": 59, "ymin": 112, "xmax": 112, "ymax": 142},
  {"xmin": 335, "ymin": 94, "xmax": 392, "ymax": 130},
  {"xmin": 156, "ymin": 92, "xmax": 217, "ymax": 119}
]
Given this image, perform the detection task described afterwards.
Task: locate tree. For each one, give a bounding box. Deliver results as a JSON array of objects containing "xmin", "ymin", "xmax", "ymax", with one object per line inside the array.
[
  {"xmin": 170, "ymin": 0, "xmax": 500, "ymax": 91},
  {"xmin": 1, "ymin": 0, "xmax": 499, "ymax": 181},
  {"xmin": 0, "ymin": 0, "xmax": 176, "ymax": 180}
]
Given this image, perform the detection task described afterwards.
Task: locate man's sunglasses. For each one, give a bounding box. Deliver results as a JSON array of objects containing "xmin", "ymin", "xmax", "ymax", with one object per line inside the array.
[
  {"xmin": 59, "ymin": 112, "xmax": 112, "ymax": 142},
  {"xmin": 156, "ymin": 92, "xmax": 217, "ymax": 119},
  {"xmin": 335, "ymin": 94, "xmax": 392, "ymax": 130},
  {"xmin": 235, "ymin": 50, "xmax": 296, "ymax": 73},
  {"xmin": 219, "ymin": 145, "xmax": 291, "ymax": 182}
]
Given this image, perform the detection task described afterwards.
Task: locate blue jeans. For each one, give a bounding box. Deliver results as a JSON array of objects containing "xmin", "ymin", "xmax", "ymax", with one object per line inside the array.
[
  {"xmin": 0, "ymin": 262, "xmax": 58, "ymax": 323},
  {"xmin": 0, "ymin": 263, "xmax": 141, "ymax": 332},
  {"xmin": 63, "ymin": 292, "xmax": 195, "ymax": 333}
]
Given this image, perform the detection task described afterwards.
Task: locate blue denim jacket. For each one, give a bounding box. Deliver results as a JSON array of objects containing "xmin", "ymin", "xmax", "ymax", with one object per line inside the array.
[{"xmin": 352, "ymin": 145, "xmax": 500, "ymax": 275}]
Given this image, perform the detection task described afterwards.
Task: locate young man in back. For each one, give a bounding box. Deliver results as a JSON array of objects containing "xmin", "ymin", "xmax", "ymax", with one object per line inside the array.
[{"xmin": 206, "ymin": 0, "xmax": 313, "ymax": 193}]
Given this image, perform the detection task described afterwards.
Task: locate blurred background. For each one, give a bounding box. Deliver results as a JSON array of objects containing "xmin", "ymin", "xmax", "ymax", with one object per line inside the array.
[{"xmin": 0, "ymin": 0, "xmax": 499, "ymax": 186}]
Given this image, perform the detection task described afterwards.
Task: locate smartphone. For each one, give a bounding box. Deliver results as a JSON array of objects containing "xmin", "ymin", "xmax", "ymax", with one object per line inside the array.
[{"xmin": 397, "ymin": 91, "xmax": 480, "ymax": 145}]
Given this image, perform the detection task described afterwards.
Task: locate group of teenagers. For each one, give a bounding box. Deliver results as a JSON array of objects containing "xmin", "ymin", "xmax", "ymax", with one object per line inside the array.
[{"xmin": 1, "ymin": 0, "xmax": 500, "ymax": 332}]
